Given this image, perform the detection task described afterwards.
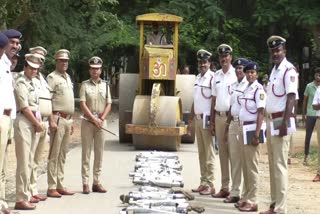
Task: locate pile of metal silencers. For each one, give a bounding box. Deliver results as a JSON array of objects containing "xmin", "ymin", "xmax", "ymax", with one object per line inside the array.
[
  {"xmin": 119, "ymin": 151, "xmax": 205, "ymax": 213},
  {"xmin": 131, "ymin": 151, "xmax": 183, "ymax": 188}
]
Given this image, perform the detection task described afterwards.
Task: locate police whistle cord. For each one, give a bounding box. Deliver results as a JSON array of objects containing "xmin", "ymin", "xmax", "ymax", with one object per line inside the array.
[
  {"xmin": 119, "ymin": 151, "xmax": 205, "ymax": 213},
  {"xmin": 79, "ymin": 115, "xmax": 118, "ymax": 137}
]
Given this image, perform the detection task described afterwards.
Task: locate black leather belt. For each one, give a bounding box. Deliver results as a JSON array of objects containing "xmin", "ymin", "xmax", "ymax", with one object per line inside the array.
[
  {"xmin": 243, "ymin": 121, "xmax": 255, "ymax": 125},
  {"xmin": 231, "ymin": 116, "xmax": 239, "ymax": 121},
  {"xmin": 53, "ymin": 111, "xmax": 71, "ymax": 119},
  {"xmin": 216, "ymin": 111, "xmax": 228, "ymax": 116}
]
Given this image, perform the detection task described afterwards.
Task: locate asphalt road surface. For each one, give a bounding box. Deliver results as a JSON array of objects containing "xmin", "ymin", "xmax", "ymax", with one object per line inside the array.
[{"xmin": 14, "ymin": 118, "xmax": 254, "ymax": 214}]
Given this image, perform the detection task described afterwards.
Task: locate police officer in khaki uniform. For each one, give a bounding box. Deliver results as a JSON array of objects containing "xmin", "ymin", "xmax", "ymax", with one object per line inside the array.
[
  {"xmin": 189, "ymin": 49, "xmax": 215, "ymax": 195},
  {"xmin": 237, "ymin": 62, "xmax": 266, "ymax": 212},
  {"xmin": 223, "ymin": 58, "xmax": 249, "ymax": 204},
  {"xmin": 1, "ymin": 29, "xmax": 21, "ymax": 213},
  {"xmin": 80, "ymin": 56, "xmax": 112, "ymax": 194},
  {"xmin": 29, "ymin": 46, "xmax": 51, "ymax": 201},
  {"xmin": 14, "ymin": 54, "xmax": 44, "ymax": 210},
  {"xmin": 261, "ymin": 36, "xmax": 298, "ymax": 214},
  {"xmin": 47, "ymin": 49, "xmax": 75, "ymax": 198},
  {"xmin": 210, "ymin": 44, "xmax": 237, "ymax": 198},
  {"xmin": 0, "ymin": 32, "xmax": 13, "ymax": 213}
]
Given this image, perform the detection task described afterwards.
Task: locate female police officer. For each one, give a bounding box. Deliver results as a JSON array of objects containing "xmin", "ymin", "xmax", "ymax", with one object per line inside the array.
[
  {"xmin": 237, "ymin": 61, "xmax": 266, "ymax": 212},
  {"xmin": 79, "ymin": 56, "xmax": 112, "ymax": 194},
  {"xmin": 14, "ymin": 54, "xmax": 44, "ymax": 210}
]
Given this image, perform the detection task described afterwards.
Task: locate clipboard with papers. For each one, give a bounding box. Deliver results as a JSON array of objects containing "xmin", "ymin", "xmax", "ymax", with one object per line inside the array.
[
  {"xmin": 270, "ymin": 117, "xmax": 296, "ymax": 136},
  {"xmin": 242, "ymin": 122, "xmax": 266, "ymax": 145}
]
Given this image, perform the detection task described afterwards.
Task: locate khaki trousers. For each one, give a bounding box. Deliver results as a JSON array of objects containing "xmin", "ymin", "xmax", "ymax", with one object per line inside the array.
[
  {"xmin": 47, "ymin": 116, "xmax": 72, "ymax": 189},
  {"xmin": 0, "ymin": 119, "xmax": 14, "ymax": 202},
  {"xmin": 228, "ymin": 120, "xmax": 243, "ymax": 197},
  {"xmin": 81, "ymin": 120, "xmax": 106, "ymax": 185},
  {"xmin": 14, "ymin": 115, "xmax": 39, "ymax": 202},
  {"xmin": 0, "ymin": 115, "xmax": 10, "ymax": 209},
  {"xmin": 194, "ymin": 118, "xmax": 215, "ymax": 187},
  {"xmin": 266, "ymin": 117, "xmax": 290, "ymax": 214},
  {"xmin": 239, "ymin": 128, "xmax": 260, "ymax": 203},
  {"xmin": 215, "ymin": 114, "xmax": 230, "ymax": 190},
  {"xmin": 30, "ymin": 121, "xmax": 49, "ymax": 195},
  {"xmin": 315, "ymin": 120, "xmax": 320, "ymax": 174}
]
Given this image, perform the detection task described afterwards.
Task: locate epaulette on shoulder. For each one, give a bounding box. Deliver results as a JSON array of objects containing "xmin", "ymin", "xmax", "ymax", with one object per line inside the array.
[
  {"xmin": 15, "ymin": 76, "xmax": 28, "ymax": 87},
  {"xmin": 47, "ymin": 73, "xmax": 54, "ymax": 79},
  {"xmin": 82, "ymin": 80, "xmax": 90, "ymax": 84}
]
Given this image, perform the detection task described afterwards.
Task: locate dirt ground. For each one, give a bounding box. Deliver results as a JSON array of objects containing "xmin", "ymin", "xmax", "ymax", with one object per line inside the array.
[{"xmin": 4, "ymin": 111, "xmax": 320, "ymax": 213}]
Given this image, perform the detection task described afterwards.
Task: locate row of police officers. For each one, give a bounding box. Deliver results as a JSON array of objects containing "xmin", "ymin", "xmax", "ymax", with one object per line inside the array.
[
  {"xmin": 189, "ymin": 35, "xmax": 298, "ymax": 214},
  {"xmin": 0, "ymin": 29, "xmax": 112, "ymax": 212}
]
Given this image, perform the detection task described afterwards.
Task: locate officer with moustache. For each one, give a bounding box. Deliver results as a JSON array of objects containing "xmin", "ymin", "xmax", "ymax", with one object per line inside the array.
[
  {"xmin": 47, "ymin": 49, "xmax": 75, "ymax": 198},
  {"xmin": 0, "ymin": 32, "xmax": 12, "ymax": 214},
  {"xmin": 189, "ymin": 49, "xmax": 215, "ymax": 195},
  {"xmin": 210, "ymin": 44, "xmax": 237, "ymax": 198},
  {"xmin": 260, "ymin": 36, "xmax": 298, "ymax": 214},
  {"xmin": 0, "ymin": 29, "xmax": 21, "ymax": 213}
]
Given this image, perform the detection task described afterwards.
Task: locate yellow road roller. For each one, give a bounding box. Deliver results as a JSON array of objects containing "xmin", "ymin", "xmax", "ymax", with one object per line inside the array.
[{"xmin": 119, "ymin": 13, "xmax": 195, "ymax": 151}]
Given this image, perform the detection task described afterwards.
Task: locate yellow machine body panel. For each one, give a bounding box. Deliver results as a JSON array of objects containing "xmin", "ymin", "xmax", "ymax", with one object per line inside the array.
[{"xmin": 142, "ymin": 46, "xmax": 175, "ymax": 80}]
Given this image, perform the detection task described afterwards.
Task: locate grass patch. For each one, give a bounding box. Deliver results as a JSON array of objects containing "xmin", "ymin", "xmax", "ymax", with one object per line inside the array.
[{"xmin": 295, "ymin": 146, "xmax": 319, "ymax": 170}]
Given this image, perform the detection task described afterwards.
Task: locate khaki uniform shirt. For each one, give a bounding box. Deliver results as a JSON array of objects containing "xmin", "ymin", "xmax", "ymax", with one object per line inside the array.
[
  {"xmin": 47, "ymin": 70, "xmax": 74, "ymax": 115},
  {"xmin": 14, "ymin": 74, "xmax": 40, "ymax": 113},
  {"xmin": 79, "ymin": 79, "xmax": 112, "ymax": 114}
]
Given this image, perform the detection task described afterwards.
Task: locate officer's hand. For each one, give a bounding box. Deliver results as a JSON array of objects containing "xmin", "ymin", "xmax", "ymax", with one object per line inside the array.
[
  {"xmin": 252, "ymin": 135, "xmax": 259, "ymax": 146},
  {"xmin": 93, "ymin": 118, "xmax": 103, "ymax": 128},
  {"xmin": 35, "ymin": 123, "xmax": 44, "ymax": 133},
  {"xmin": 50, "ymin": 121, "xmax": 58, "ymax": 132},
  {"xmin": 279, "ymin": 122, "xmax": 288, "ymax": 137},
  {"xmin": 70, "ymin": 125, "xmax": 74, "ymax": 135},
  {"xmin": 210, "ymin": 123, "xmax": 215, "ymax": 136}
]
